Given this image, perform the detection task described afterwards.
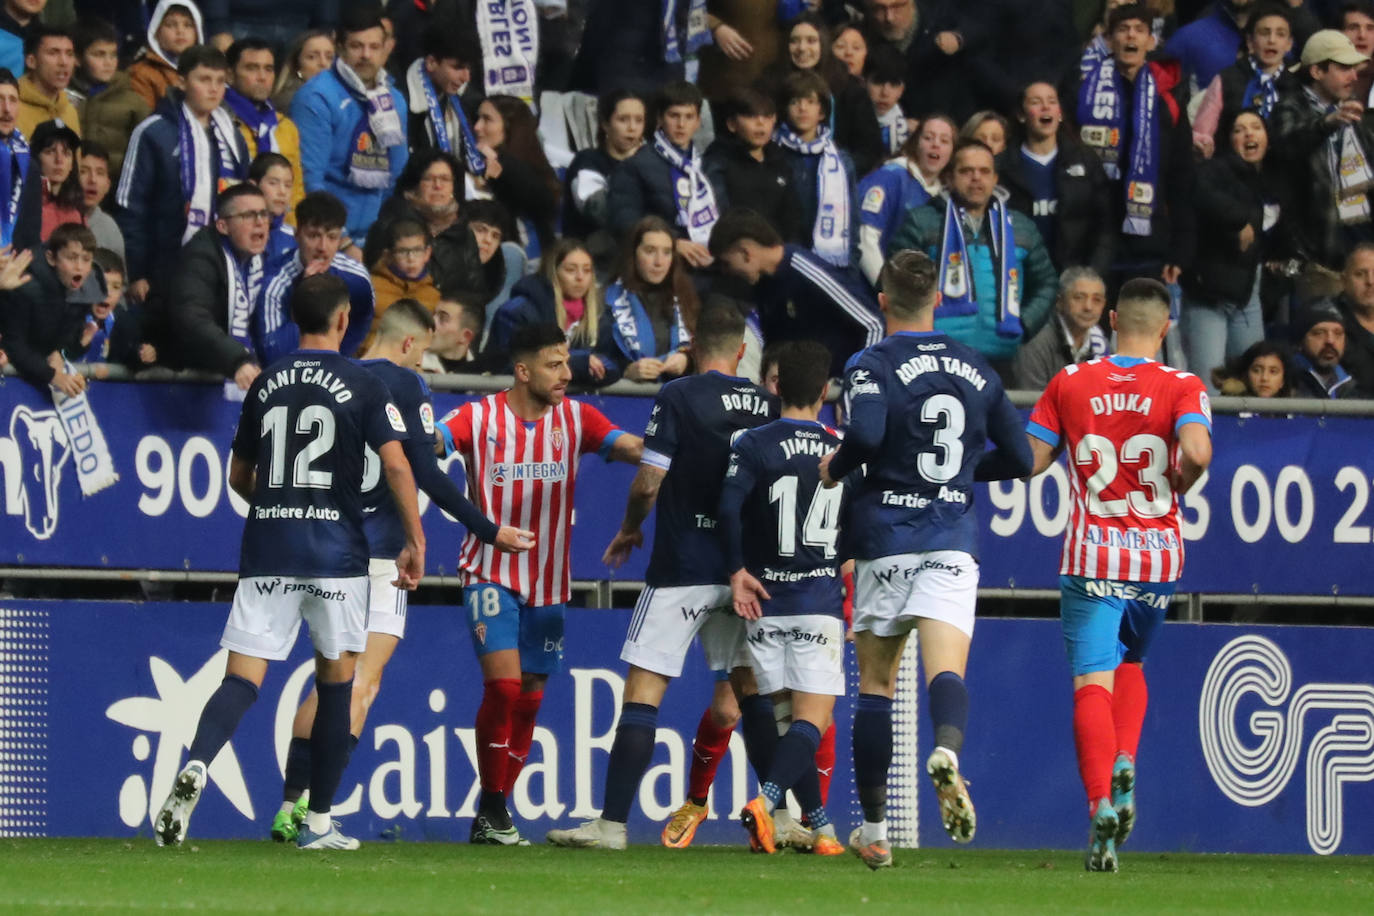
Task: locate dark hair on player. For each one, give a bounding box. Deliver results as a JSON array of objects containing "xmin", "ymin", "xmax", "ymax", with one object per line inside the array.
[
  {"xmin": 1117, "ymin": 277, "xmax": 1172, "ymax": 309},
  {"xmin": 249, "ymin": 150, "xmax": 292, "ymax": 182},
  {"xmin": 879, "ymin": 249, "xmax": 938, "ymax": 317},
  {"xmin": 25, "ymin": 24, "xmax": 71, "ymax": 59},
  {"xmin": 295, "ymin": 191, "xmax": 348, "ymax": 231},
  {"xmin": 376, "ymin": 297, "xmax": 436, "ymax": 339},
  {"xmin": 79, "ymin": 138, "xmax": 111, "ymax": 165},
  {"xmin": 776, "ymin": 340, "xmax": 832, "ymax": 409},
  {"xmin": 216, "ymin": 181, "xmax": 266, "ymax": 215},
  {"xmin": 1106, "ymin": 3, "xmax": 1152, "ymax": 35},
  {"xmin": 177, "ymin": 44, "xmax": 228, "ymax": 78},
  {"xmin": 73, "ymin": 17, "xmax": 119, "ymax": 57},
  {"xmin": 656, "ymin": 79, "xmax": 704, "ymax": 118},
  {"xmin": 708, "ymin": 208, "xmax": 782, "ymax": 260},
  {"xmin": 46, "ymin": 222, "xmax": 98, "ymax": 254},
  {"xmin": 692, "ymin": 297, "xmax": 747, "ymax": 359},
  {"xmin": 292, "ymin": 274, "xmax": 350, "ymax": 335},
  {"xmin": 780, "ymin": 69, "xmax": 832, "ymax": 120},
  {"xmin": 720, "ymin": 86, "xmax": 775, "ymax": 123},
  {"xmin": 227, "ymin": 36, "xmax": 275, "ymax": 70},
  {"xmin": 864, "ymin": 42, "xmax": 906, "ymax": 85},
  {"xmin": 509, "ymin": 323, "xmax": 568, "ymax": 365},
  {"xmin": 93, "ymin": 247, "xmax": 125, "ymax": 278},
  {"xmin": 423, "ymin": 27, "xmax": 479, "ymax": 67},
  {"xmin": 387, "ymin": 219, "xmax": 431, "ymax": 249},
  {"xmin": 338, "ymin": 2, "xmax": 386, "ymax": 40}
]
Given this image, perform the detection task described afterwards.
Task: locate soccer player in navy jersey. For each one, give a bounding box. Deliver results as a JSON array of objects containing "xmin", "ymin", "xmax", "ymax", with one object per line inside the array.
[
  {"xmin": 820, "ymin": 250, "xmax": 1032, "ymax": 869},
  {"xmin": 721, "ymin": 340, "xmax": 849, "ymax": 857},
  {"xmin": 267, "ymin": 299, "xmax": 536, "ymax": 843},
  {"xmin": 1026, "ymin": 279, "xmax": 1212, "ymax": 872},
  {"xmin": 545, "ymin": 301, "xmax": 779, "ymax": 850},
  {"xmin": 154, "ymin": 275, "xmax": 426, "ymax": 851}
]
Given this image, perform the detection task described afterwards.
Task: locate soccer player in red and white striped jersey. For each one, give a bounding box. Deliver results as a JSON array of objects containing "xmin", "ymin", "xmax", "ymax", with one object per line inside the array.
[
  {"xmin": 1026, "ymin": 279, "xmax": 1212, "ymax": 873},
  {"xmin": 438, "ymin": 324, "xmax": 643, "ymax": 844}
]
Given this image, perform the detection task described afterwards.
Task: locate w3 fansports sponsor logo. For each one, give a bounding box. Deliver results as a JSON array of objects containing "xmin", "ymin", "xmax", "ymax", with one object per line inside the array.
[
  {"xmin": 105, "ymin": 656, "xmax": 758, "ymax": 833},
  {"xmin": 1200, "ymin": 635, "xmax": 1374, "ymax": 854}
]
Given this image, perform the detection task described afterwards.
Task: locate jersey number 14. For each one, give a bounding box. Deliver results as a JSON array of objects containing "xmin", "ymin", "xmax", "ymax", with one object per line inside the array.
[{"xmin": 769, "ymin": 476, "xmax": 842, "ymax": 559}]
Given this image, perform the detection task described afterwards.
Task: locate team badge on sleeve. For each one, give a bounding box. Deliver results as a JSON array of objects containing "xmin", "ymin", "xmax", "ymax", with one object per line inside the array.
[
  {"xmin": 386, "ymin": 403, "xmax": 407, "ymax": 433},
  {"xmin": 1199, "ymin": 391, "xmax": 1212, "ymax": 422},
  {"xmin": 848, "ymin": 367, "xmax": 880, "ymax": 397},
  {"xmin": 862, "ymin": 186, "xmax": 885, "ymax": 214},
  {"xmin": 420, "ymin": 403, "xmax": 435, "ymax": 435}
]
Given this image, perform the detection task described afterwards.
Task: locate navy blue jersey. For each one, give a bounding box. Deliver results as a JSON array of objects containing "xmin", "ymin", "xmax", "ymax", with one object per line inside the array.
[
  {"xmin": 719, "ymin": 418, "xmax": 846, "ymax": 619},
  {"xmin": 231, "ymin": 349, "xmax": 404, "ymax": 578},
  {"xmin": 827, "ymin": 331, "xmax": 1032, "ymax": 560},
  {"xmin": 642, "ymin": 371, "xmax": 778, "ymax": 587}
]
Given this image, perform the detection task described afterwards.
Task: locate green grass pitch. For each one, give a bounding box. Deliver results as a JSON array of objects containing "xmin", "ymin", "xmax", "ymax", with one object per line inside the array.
[{"xmin": 2, "ymin": 840, "xmax": 1371, "ymax": 914}]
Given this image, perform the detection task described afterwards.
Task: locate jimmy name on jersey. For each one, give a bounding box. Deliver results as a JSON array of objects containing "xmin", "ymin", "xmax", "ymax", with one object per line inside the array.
[
  {"xmin": 720, "ymin": 418, "xmax": 846, "ymax": 618},
  {"xmin": 640, "ymin": 371, "xmax": 778, "ymax": 588},
  {"xmin": 231, "ymin": 350, "xmax": 404, "ymax": 579}
]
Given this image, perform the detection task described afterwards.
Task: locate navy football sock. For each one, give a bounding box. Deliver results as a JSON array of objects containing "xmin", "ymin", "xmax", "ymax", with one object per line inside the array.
[
  {"xmin": 928, "ymin": 671, "xmax": 969, "ymax": 755},
  {"xmin": 765, "ymin": 720, "xmax": 821, "ymax": 799},
  {"xmin": 307, "ymin": 679, "xmax": 353, "ymax": 815},
  {"xmin": 738, "ymin": 694, "xmax": 778, "ymax": 785},
  {"xmin": 600, "ymin": 703, "xmax": 659, "ymax": 824},
  {"xmin": 283, "ymin": 737, "xmax": 311, "ymax": 801},
  {"xmin": 853, "ymin": 693, "xmax": 893, "ymax": 823},
  {"xmin": 187, "ymin": 675, "xmax": 258, "ymax": 766}
]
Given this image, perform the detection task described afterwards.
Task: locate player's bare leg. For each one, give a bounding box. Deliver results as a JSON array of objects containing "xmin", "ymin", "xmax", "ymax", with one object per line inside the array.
[
  {"xmin": 848, "ymin": 630, "xmax": 906, "ymax": 868},
  {"xmin": 472, "ymin": 648, "xmax": 528, "ymax": 844},
  {"xmin": 664, "ymin": 680, "xmax": 739, "ymax": 848},
  {"xmin": 917, "ymin": 618, "xmax": 976, "ymax": 844}
]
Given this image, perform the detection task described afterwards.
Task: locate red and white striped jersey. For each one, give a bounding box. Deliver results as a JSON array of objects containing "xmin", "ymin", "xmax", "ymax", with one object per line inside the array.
[
  {"xmin": 439, "ymin": 392, "xmax": 622, "ymax": 605},
  {"xmin": 1027, "ymin": 356, "xmax": 1212, "ymax": 583}
]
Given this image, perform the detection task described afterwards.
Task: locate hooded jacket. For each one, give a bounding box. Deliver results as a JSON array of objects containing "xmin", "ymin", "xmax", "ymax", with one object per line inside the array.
[
  {"xmin": 127, "ymin": 0, "xmax": 206, "ymax": 111},
  {"xmin": 16, "ymin": 74, "xmax": 81, "ymax": 140}
]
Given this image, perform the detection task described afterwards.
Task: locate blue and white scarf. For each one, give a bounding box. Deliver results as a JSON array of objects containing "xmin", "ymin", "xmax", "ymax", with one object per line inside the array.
[
  {"xmin": 606, "ymin": 281, "xmax": 690, "ymax": 361},
  {"xmin": 1240, "ymin": 56, "xmax": 1281, "ymax": 120},
  {"xmin": 876, "ymin": 103, "xmax": 909, "ymax": 156},
  {"xmin": 333, "ymin": 58, "xmax": 404, "ymax": 188},
  {"xmin": 81, "ymin": 313, "xmax": 113, "ymax": 362},
  {"xmin": 1302, "ymin": 87, "xmax": 1374, "ymax": 224},
  {"xmin": 662, "ymin": 0, "xmax": 711, "ymax": 83},
  {"xmin": 0, "ymin": 130, "xmax": 29, "ymax": 248},
  {"xmin": 222, "ymin": 86, "xmax": 279, "ymax": 156},
  {"xmin": 222, "ymin": 238, "xmax": 263, "ymax": 401},
  {"xmin": 774, "ymin": 123, "xmax": 850, "ymax": 267},
  {"xmin": 936, "ymin": 196, "xmax": 1021, "ymax": 338},
  {"xmin": 1079, "ymin": 34, "xmax": 1110, "ymax": 80},
  {"xmin": 1077, "ymin": 56, "xmax": 1159, "ymax": 237},
  {"xmin": 407, "ymin": 58, "xmax": 486, "ymax": 176},
  {"xmin": 178, "ymin": 102, "xmax": 247, "ymax": 242},
  {"xmin": 478, "ymin": 0, "xmax": 539, "ymax": 104},
  {"xmin": 652, "ymin": 128, "xmax": 719, "ymax": 245},
  {"xmin": 50, "ymin": 359, "xmax": 118, "ymax": 496}
]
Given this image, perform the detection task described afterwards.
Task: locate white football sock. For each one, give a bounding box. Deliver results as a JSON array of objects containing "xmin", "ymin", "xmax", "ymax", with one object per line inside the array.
[
  {"xmin": 860, "ymin": 819, "xmax": 887, "ymax": 845},
  {"xmin": 305, "ymin": 810, "xmax": 330, "ymax": 834}
]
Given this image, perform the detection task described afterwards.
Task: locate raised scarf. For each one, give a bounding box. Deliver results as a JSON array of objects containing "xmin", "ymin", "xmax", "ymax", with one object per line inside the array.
[
  {"xmin": 478, "ymin": 0, "xmax": 540, "ymax": 104},
  {"xmin": 0, "ymin": 129, "xmax": 29, "ymax": 247},
  {"xmin": 1077, "ymin": 57, "xmax": 1159, "ymax": 237}
]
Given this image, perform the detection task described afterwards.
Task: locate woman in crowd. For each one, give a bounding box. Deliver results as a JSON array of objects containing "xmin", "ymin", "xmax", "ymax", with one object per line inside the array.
[
  {"xmin": 470, "ymin": 96, "xmax": 562, "ymax": 258},
  {"xmin": 831, "ymin": 24, "xmax": 868, "ymax": 80},
  {"xmin": 271, "ymin": 28, "xmax": 335, "ymax": 112},
  {"xmin": 775, "ymin": 70, "xmax": 858, "ymax": 270},
  {"xmin": 563, "ymin": 89, "xmax": 646, "ymax": 249},
  {"xmin": 596, "ymin": 216, "xmax": 697, "ymax": 382},
  {"xmin": 1180, "ymin": 109, "xmax": 1288, "ymax": 391},
  {"xmin": 1215, "ymin": 339, "xmax": 1293, "ymax": 397},
  {"xmin": 856, "ymin": 113, "xmax": 956, "ymax": 284},
  {"xmin": 961, "ymin": 111, "xmax": 1010, "ymax": 157},
  {"xmin": 490, "ymin": 238, "xmax": 612, "ymax": 384},
  {"xmin": 26, "ymin": 122, "xmax": 86, "ymax": 243}
]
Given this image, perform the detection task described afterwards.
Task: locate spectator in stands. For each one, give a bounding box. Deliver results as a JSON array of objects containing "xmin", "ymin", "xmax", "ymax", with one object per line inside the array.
[
  {"xmin": 1012, "ymin": 266, "xmax": 1110, "ymax": 390},
  {"xmin": 458, "ymin": 197, "xmax": 524, "ymax": 333},
  {"xmin": 116, "ymin": 44, "xmax": 248, "ymax": 303},
  {"xmin": 0, "ymin": 68, "xmax": 24, "ymax": 249},
  {"xmin": 71, "ymin": 18, "xmax": 148, "ymax": 179},
  {"xmin": 833, "ymin": 24, "xmax": 869, "ymax": 80},
  {"xmin": 1336, "ymin": 241, "xmax": 1374, "ymax": 388},
  {"xmin": 1272, "ymin": 30, "xmax": 1374, "ymax": 277},
  {"xmin": 270, "ymin": 27, "xmax": 333, "ymax": 112},
  {"xmin": 573, "ymin": 0, "xmax": 740, "ymax": 96},
  {"xmin": 203, "ymin": 0, "xmax": 334, "ymax": 50},
  {"xmin": 420, "ymin": 292, "xmax": 483, "ymax": 373},
  {"xmin": 1162, "ymin": 0, "xmax": 1252, "ymax": 93},
  {"xmin": 865, "ymin": 43, "xmax": 909, "ymax": 158},
  {"xmin": 76, "ymin": 139, "xmax": 122, "ymax": 256},
  {"xmin": 489, "ymin": 237, "xmax": 611, "ymax": 384},
  {"xmin": 1180, "ymin": 109, "xmax": 1286, "ymax": 389},
  {"xmin": 249, "ymin": 150, "xmax": 297, "ymax": 274},
  {"xmin": 696, "ymin": 0, "xmax": 776, "ymax": 105},
  {"xmin": 891, "ymin": 139, "xmax": 1058, "ymax": 377},
  {"xmin": 767, "ymin": 12, "xmax": 884, "ymax": 177},
  {"xmin": 1289, "ymin": 298, "xmax": 1367, "ymax": 396},
  {"xmin": 709, "ymin": 207, "xmax": 884, "ymax": 377},
  {"xmin": 1342, "ymin": 1, "xmax": 1374, "ymax": 112},
  {"xmin": 1215, "ymin": 338, "xmax": 1294, "ymax": 395},
  {"xmin": 128, "ymin": 0, "xmax": 204, "ymax": 110},
  {"xmin": 27, "ymin": 119, "xmax": 84, "ymax": 241},
  {"xmin": 76, "ymin": 246, "xmax": 154, "ymax": 371},
  {"xmin": 961, "ymin": 111, "xmax": 1009, "ymax": 156},
  {"xmin": 999, "ymin": 82, "xmax": 1114, "ymax": 277},
  {"xmin": 0, "ymin": 221, "xmax": 104, "ymax": 393},
  {"xmin": 863, "ymin": 0, "xmax": 983, "ymax": 123},
  {"xmin": 256, "ymin": 190, "xmax": 374, "ymax": 363},
  {"xmin": 290, "ymin": 5, "xmax": 407, "ymax": 242},
  {"xmin": 1191, "ymin": 2, "xmax": 1296, "ymax": 158},
  {"xmin": 404, "ymin": 30, "xmax": 481, "ymax": 167},
  {"xmin": 155, "ymin": 182, "xmax": 266, "ymax": 387},
  {"xmin": 224, "ymin": 38, "xmax": 304, "ymax": 218},
  {"xmin": 607, "ymin": 80, "xmax": 721, "ymax": 268},
  {"xmin": 703, "ymin": 87, "xmax": 803, "ymax": 246},
  {"xmin": 1078, "ymin": 4, "xmax": 1191, "ymax": 289},
  {"xmin": 596, "ymin": 215, "xmax": 697, "ymax": 382},
  {"xmin": 774, "ymin": 70, "xmax": 859, "ymax": 271},
  {"xmin": 563, "ymin": 88, "xmax": 646, "ymax": 249},
  {"xmin": 0, "ymin": 0, "xmax": 39, "ymax": 77},
  {"xmin": 856, "ymin": 112, "xmax": 955, "ymax": 284},
  {"xmin": 17, "ymin": 25, "xmax": 78, "ymax": 139},
  {"xmin": 470, "ymin": 95, "xmax": 560, "ymax": 256},
  {"xmin": 369, "ymin": 218, "xmax": 439, "ymax": 342}
]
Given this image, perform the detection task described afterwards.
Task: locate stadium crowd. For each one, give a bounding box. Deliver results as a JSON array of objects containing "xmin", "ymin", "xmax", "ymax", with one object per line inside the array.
[{"xmin": 1, "ymin": 0, "xmax": 1373, "ymax": 402}]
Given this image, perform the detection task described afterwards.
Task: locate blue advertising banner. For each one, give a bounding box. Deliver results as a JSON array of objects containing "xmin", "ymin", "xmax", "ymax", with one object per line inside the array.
[
  {"xmin": 3, "ymin": 376, "xmax": 1374, "ymax": 595},
  {"xmin": 2, "ymin": 602, "xmax": 1371, "ymax": 854}
]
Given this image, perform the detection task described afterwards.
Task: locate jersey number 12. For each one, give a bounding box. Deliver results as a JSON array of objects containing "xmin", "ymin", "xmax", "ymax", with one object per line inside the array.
[{"xmin": 261, "ymin": 405, "xmax": 336, "ymax": 490}]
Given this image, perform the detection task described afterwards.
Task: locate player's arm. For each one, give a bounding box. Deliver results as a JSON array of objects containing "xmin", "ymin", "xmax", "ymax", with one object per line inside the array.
[
  {"xmin": 1174, "ymin": 421, "xmax": 1212, "ymax": 495},
  {"xmin": 228, "ymin": 454, "xmax": 255, "ymax": 501},
  {"xmin": 975, "ymin": 393, "xmax": 1034, "ymax": 481},
  {"xmin": 607, "ymin": 432, "xmax": 644, "ymax": 465},
  {"xmin": 379, "ymin": 439, "xmax": 426, "ymax": 589},
  {"xmin": 1024, "ymin": 373, "xmax": 1065, "ymax": 478},
  {"xmin": 718, "ymin": 443, "xmax": 770, "ymax": 620},
  {"xmin": 402, "ymin": 434, "xmax": 533, "ymax": 552},
  {"xmin": 822, "ymin": 361, "xmax": 885, "ymax": 485},
  {"xmin": 603, "ymin": 462, "xmax": 665, "ymax": 568},
  {"xmin": 1026, "ymin": 435, "xmax": 1062, "ymax": 478},
  {"xmin": 602, "ymin": 391, "xmax": 672, "ymax": 564}
]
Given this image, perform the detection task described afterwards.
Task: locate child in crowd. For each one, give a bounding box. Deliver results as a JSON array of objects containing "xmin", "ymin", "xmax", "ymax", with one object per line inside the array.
[
  {"xmin": 72, "ymin": 18, "xmax": 151, "ymax": 179},
  {"xmin": 127, "ymin": 0, "xmax": 204, "ymax": 109},
  {"xmin": 249, "ymin": 151, "xmax": 299, "ymax": 274},
  {"xmin": 369, "ymin": 218, "xmax": 440, "ymax": 345},
  {"xmin": 76, "ymin": 141, "xmax": 124, "ymax": 257},
  {"xmin": 865, "ymin": 44, "xmax": 908, "ymax": 158},
  {"xmin": 74, "ymin": 247, "xmax": 155, "ymax": 373}
]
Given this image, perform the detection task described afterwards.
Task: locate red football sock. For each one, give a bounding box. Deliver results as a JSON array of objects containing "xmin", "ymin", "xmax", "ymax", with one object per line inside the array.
[
  {"xmin": 1112, "ymin": 663, "xmax": 1148, "ymax": 760},
  {"xmin": 1073, "ymin": 684, "xmax": 1116, "ymax": 809},
  {"xmin": 503, "ymin": 690, "xmax": 544, "ymax": 795},
  {"xmin": 475, "ymin": 678, "xmax": 521, "ymax": 794},
  {"xmin": 815, "ymin": 723, "xmax": 837, "ymax": 804},
  {"xmin": 841, "ymin": 569, "xmax": 855, "ymax": 633},
  {"xmin": 686, "ymin": 709, "xmax": 735, "ymax": 804}
]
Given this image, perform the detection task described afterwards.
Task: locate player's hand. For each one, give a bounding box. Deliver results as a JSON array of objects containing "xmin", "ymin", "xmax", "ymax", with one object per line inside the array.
[
  {"xmin": 602, "ymin": 528, "xmax": 643, "ymax": 568},
  {"xmin": 234, "ymin": 362, "xmax": 261, "ymax": 390},
  {"xmin": 495, "ymin": 525, "xmax": 536, "ymax": 553},
  {"xmin": 730, "ymin": 568, "xmax": 770, "ymax": 621},
  {"xmin": 393, "ymin": 542, "xmax": 424, "ymax": 590},
  {"xmin": 818, "ymin": 450, "xmax": 838, "ymax": 487}
]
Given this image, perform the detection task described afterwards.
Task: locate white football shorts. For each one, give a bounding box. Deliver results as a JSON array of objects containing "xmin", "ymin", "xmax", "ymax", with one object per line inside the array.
[
  {"xmin": 221, "ymin": 575, "xmax": 368, "ymax": 660},
  {"xmin": 366, "ymin": 557, "xmax": 408, "ymax": 638},
  {"xmin": 853, "ymin": 551, "xmax": 979, "ymax": 639},
  {"xmin": 621, "ymin": 584, "xmax": 749, "ymax": 678},
  {"xmin": 746, "ymin": 614, "xmax": 845, "ymax": 696}
]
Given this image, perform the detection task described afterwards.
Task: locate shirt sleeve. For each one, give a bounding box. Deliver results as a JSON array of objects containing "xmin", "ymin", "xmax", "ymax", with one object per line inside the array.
[
  {"xmin": 230, "ymin": 389, "xmax": 261, "ymax": 461},
  {"xmin": 578, "ymin": 403, "xmax": 625, "ymax": 460},
  {"xmin": 828, "ymin": 354, "xmax": 886, "ymax": 480},
  {"xmin": 364, "ymin": 378, "xmax": 408, "ymax": 452},
  {"xmin": 1173, "ymin": 373, "xmax": 1213, "ymax": 434},
  {"xmin": 437, "ymin": 402, "xmax": 474, "ymax": 458},
  {"xmin": 640, "ymin": 387, "xmax": 679, "ymax": 471},
  {"xmin": 717, "ymin": 435, "xmax": 759, "ymax": 574},
  {"xmin": 1026, "ymin": 369, "xmax": 1064, "ymax": 448}
]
